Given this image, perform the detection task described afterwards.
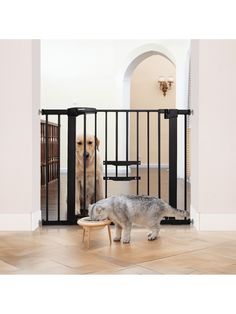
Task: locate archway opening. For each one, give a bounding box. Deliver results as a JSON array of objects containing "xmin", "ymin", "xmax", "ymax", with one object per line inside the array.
[
  {"xmin": 129, "ymin": 54, "xmax": 176, "ymax": 167},
  {"xmin": 120, "ymin": 49, "xmax": 189, "ymax": 209}
]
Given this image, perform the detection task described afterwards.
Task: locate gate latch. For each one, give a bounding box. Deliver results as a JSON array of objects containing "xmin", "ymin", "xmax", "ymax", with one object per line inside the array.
[{"xmin": 164, "ymin": 109, "xmax": 178, "ymax": 119}]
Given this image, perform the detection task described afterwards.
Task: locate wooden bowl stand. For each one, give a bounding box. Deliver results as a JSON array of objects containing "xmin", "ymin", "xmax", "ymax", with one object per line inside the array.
[{"xmin": 77, "ymin": 218, "xmax": 112, "ymax": 249}]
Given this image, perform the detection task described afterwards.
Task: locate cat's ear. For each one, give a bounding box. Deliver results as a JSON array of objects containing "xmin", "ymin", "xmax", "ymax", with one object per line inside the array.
[{"xmin": 96, "ymin": 206, "xmax": 103, "ymax": 214}]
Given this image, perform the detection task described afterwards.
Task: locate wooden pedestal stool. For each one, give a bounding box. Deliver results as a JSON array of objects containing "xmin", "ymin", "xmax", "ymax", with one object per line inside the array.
[{"xmin": 77, "ymin": 217, "xmax": 112, "ymax": 249}]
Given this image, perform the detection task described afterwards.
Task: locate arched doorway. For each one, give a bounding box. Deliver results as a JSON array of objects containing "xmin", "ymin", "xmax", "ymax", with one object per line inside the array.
[
  {"xmin": 118, "ymin": 45, "xmax": 190, "ymax": 208},
  {"xmin": 121, "ymin": 45, "xmax": 176, "ymax": 109},
  {"xmin": 129, "ymin": 53, "xmax": 176, "ymax": 167},
  {"xmin": 119, "ymin": 47, "xmax": 177, "ymax": 199}
]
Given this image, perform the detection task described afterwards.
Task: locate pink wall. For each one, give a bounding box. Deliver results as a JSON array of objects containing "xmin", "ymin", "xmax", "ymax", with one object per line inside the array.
[
  {"xmin": 191, "ymin": 39, "xmax": 236, "ymax": 230},
  {"xmin": 0, "ymin": 40, "xmax": 40, "ymax": 230}
]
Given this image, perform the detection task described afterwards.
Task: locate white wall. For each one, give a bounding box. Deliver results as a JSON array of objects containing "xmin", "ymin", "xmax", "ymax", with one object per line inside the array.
[
  {"xmin": 41, "ymin": 40, "xmax": 190, "ymax": 174},
  {"xmin": 0, "ymin": 40, "xmax": 41, "ymax": 231},
  {"xmin": 191, "ymin": 39, "xmax": 236, "ymax": 230}
]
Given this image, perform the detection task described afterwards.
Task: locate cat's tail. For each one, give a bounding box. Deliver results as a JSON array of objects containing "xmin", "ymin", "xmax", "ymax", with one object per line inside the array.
[{"xmin": 164, "ymin": 205, "xmax": 190, "ymax": 219}]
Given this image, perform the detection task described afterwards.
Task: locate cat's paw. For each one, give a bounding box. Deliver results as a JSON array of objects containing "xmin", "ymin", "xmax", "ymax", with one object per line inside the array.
[
  {"xmin": 123, "ymin": 238, "xmax": 130, "ymax": 244},
  {"xmin": 113, "ymin": 237, "xmax": 121, "ymax": 242},
  {"xmin": 148, "ymin": 234, "xmax": 157, "ymax": 241}
]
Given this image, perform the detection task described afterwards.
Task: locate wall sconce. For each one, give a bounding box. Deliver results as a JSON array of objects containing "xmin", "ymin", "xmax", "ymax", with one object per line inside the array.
[{"xmin": 158, "ymin": 76, "xmax": 174, "ymax": 96}]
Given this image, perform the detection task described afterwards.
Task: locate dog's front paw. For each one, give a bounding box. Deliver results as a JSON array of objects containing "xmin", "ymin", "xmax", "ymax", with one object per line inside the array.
[
  {"xmin": 75, "ymin": 208, "xmax": 81, "ymax": 215},
  {"xmin": 113, "ymin": 237, "xmax": 121, "ymax": 242},
  {"xmin": 185, "ymin": 210, "xmax": 190, "ymax": 219}
]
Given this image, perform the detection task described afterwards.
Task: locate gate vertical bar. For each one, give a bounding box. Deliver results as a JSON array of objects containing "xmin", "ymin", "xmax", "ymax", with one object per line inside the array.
[
  {"xmin": 67, "ymin": 114, "xmax": 76, "ymax": 223},
  {"xmin": 83, "ymin": 113, "xmax": 87, "ymax": 215},
  {"xmin": 45, "ymin": 114, "xmax": 49, "ymax": 222},
  {"xmin": 105, "ymin": 112, "xmax": 108, "ymax": 198},
  {"xmin": 57, "ymin": 114, "xmax": 61, "ymax": 221},
  {"xmin": 136, "ymin": 112, "xmax": 139, "ymax": 195},
  {"xmin": 94, "ymin": 112, "xmax": 97, "ymax": 203},
  {"xmin": 169, "ymin": 116, "xmax": 177, "ymax": 208},
  {"xmin": 184, "ymin": 114, "xmax": 187, "ymax": 212},
  {"xmin": 115, "ymin": 112, "xmax": 118, "ymax": 177},
  {"xmin": 158, "ymin": 112, "xmax": 161, "ymax": 198},
  {"xmin": 147, "ymin": 112, "xmax": 150, "ymax": 195},
  {"xmin": 126, "ymin": 112, "xmax": 129, "ymax": 177}
]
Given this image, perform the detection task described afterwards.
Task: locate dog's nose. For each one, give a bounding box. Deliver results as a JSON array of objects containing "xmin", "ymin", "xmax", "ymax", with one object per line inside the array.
[{"xmin": 84, "ymin": 152, "xmax": 89, "ymax": 159}]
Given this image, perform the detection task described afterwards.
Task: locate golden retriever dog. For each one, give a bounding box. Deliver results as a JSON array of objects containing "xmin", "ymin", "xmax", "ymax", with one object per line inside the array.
[{"xmin": 75, "ymin": 134, "xmax": 104, "ymax": 214}]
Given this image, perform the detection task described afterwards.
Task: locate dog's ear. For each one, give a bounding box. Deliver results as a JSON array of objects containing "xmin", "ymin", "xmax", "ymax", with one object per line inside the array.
[{"xmin": 96, "ymin": 137, "xmax": 100, "ymax": 151}]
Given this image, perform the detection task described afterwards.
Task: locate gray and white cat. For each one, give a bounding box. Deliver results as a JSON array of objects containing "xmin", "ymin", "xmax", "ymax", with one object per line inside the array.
[{"xmin": 88, "ymin": 194, "xmax": 189, "ymax": 243}]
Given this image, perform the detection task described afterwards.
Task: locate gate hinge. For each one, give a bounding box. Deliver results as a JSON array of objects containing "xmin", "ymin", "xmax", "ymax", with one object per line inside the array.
[{"xmin": 164, "ymin": 109, "xmax": 178, "ymax": 119}]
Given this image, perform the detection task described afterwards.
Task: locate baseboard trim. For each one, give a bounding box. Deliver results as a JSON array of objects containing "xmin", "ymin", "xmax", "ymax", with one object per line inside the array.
[
  {"xmin": 0, "ymin": 210, "xmax": 42, "ymax": 231},
  {"xmin": 191, "ymin": 206, "xmax": 236, "ymax": 231}
]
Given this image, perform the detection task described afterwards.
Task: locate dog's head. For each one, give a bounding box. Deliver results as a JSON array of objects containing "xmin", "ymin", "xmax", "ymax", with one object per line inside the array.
[
  {"xmin": 76, "ymin": 134, "xmax": 100, "ymax": 167},
  {"xmin": 88, "ymin": 203, "xmax": 108, "ymax": 221}
]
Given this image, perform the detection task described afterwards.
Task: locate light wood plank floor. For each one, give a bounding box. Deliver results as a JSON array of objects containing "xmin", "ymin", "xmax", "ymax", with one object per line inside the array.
[{"xmin": 0, "ymin": 225, "xmax": 236, "ymax": 274}]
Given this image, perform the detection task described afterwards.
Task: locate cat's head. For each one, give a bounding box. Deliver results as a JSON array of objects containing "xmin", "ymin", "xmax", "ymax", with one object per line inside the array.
[{"xmin": 88, "ymin": 203, "xmax": 108, "ymax": 221}]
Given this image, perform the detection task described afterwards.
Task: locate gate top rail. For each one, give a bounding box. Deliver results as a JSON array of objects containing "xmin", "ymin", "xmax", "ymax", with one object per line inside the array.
[{"xmin": 41, "ymin": 107, "xmax": 191, "ymax": 116}]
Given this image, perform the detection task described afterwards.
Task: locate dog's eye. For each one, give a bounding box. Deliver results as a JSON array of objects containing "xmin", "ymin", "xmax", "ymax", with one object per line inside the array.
[
  {"xmin": 88, "ymin": 141, "xmax": 93, "ymax": 145},
  {"xmin": 77, "ymin": 142, "xmax": 82, "ymax": 145}
]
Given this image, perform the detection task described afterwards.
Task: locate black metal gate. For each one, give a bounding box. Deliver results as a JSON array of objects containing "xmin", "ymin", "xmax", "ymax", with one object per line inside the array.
[{"xmin": 41, "ymin": 107, "xmax": 191, "ymax": 225}]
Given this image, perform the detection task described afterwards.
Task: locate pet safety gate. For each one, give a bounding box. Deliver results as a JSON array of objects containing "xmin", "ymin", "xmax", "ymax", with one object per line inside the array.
[{"xmin": 41, "ymin": 107, "xmax": 191, "ymax": 225}]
